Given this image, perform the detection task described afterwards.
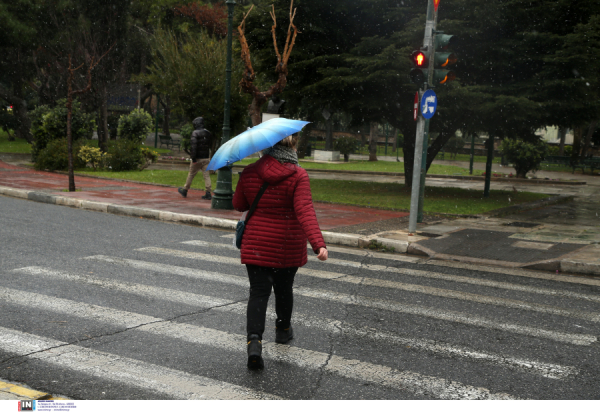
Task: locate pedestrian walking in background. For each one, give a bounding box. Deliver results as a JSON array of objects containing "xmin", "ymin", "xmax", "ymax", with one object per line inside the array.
[
  {"xmin": 178, "ymin": 117, "xmax": 213, "ymax": 200},
  {"xmin": 232, "ymin": 133, "xmax": 328, "ymax": 370}
]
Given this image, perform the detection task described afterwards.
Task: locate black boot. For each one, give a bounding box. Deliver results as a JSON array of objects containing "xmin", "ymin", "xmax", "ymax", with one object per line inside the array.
[
  {"xmin": 178, "ymin": 187, "xmax": 188, "ymax": 198},
  {"xmin": 201, "ymin": 190, "xmax": 212, "ymax": 200},
  {"xmin": 247, "ymin": 334, "xmax": 264, "ymax": 370},
  {"xmin": 275, "ymin": 325, "xmax": 293, "ymax": 344}
]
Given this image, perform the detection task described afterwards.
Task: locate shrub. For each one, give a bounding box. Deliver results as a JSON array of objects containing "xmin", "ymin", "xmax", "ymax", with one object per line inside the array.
[
  {"xmin": 334, "ymin": 135, "xmax": 359, "ymax": 162},
  {"xmin": 104, "ymin": 140, "xmax": 145, "ymax": 171},
  {"xmin": 78, "ymin": 145, "xmax": 104, "ymax": 170},
  {"xmin": 139, "ymin": 147, "xmax": 159, "ymax": 170},
  {"xmin": 0, "ymin": 110, "xmax": 19, "ymax": 140},
  {"xmin": 34, "ymin": 139, "xmax": 87, "ymax": 171},
  {"xmin": 501, "ymin": 138, "xmax": 549, "ymax": 178},
  {"xmin": 547, "ymin": 145, "xmax": 572, "ymax": 157},
  {"xmin": 30, "ymin": 99, "xmax": 95, "ymax": 161},
  {"xmin": 117, "ymin": 108, "xmax": 153, "ymax": 143}
]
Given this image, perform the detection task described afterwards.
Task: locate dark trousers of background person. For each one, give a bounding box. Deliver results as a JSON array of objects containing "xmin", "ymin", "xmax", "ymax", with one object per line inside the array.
[{"xmin": 246, "ymin": 265, "xmax": 298, "ymax": 340}]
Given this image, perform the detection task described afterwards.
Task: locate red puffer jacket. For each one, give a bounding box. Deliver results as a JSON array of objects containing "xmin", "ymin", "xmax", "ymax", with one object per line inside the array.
[{"xmin": 232, "ymin": 155, "xmax": 326, "ymax": 268}]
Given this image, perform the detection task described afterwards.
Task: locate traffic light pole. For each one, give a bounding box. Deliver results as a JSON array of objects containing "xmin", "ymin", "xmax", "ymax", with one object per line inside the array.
[
  {"xmin": 211, "ymin": 0, "xmax": 236, "ymax": 210},
  {"xmin": 408, "ymin": 0, "xmax": 437, "ymax": 234},
  {"xmin": 417, "ymin": 118, "xmax": 430, "ymax": 222}
]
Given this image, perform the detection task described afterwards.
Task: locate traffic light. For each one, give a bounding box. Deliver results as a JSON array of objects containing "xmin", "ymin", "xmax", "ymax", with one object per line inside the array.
[
  {"xmin": 430, "ymin": 33, "xmax": 457, "ymax": 86},
  {"xmin": 409, "ymin": 49, "xmax": 428, "ymax": 86}
]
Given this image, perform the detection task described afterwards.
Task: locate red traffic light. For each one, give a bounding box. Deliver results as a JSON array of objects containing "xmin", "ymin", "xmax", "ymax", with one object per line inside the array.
[{"xmin": 411, "ymin": 50, "xmax": 428, "ymax": 67}]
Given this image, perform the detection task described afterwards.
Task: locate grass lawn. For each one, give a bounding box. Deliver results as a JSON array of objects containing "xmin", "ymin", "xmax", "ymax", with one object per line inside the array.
[
  {"xmin": 0, "ymin": 130, "xmax": 32, "ymax": 153},
  {"xmin": 236, "ymin": 158, "xmax": 480, "ymax": 176},
  {"xmin": 77, "ymin": 168, "xmax": 549, "ymax": 215}
]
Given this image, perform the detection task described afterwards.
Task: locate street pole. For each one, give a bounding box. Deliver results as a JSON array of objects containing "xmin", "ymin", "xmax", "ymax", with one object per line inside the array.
[
  {"xmin": 469, "ymin": 133, "xmax": 475, "ymax": 175},
  {"xmin": 385, "ymin": 124, "xmax": 388, "ymax": 155},
  {"xmin": 484, "ymin": 137, "xmax": 494, "ymax": 197},
  {"xmin": 417, "ymin": 118, "xmax": 430, "ymax": 222},
  {"xmin": 211, "ymin": 0, "xmax": 236, "ymax": 210},
  {"xmin": 408, "ymin": 0, "xmax": 436, "ymax": 234}
]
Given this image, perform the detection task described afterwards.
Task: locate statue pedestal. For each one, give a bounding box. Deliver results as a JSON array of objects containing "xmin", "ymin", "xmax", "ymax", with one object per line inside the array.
[{"xmin": 314, "ymin": 150, "xmax": 340, "ymax": 162}]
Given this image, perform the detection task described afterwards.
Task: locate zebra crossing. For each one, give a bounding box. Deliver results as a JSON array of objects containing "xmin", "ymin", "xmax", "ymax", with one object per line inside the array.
[{"xmin": 1, "ymin": 236, "xmax": 600, "ymax": 399}]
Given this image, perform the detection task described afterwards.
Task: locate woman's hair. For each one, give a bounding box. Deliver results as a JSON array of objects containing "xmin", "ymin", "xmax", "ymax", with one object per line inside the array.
[{"xmin": 277, "ymin": 133, "xmax": 299, "ymax": 149}]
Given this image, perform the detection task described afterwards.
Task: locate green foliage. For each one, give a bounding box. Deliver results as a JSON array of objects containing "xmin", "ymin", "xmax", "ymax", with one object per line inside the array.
[
  {"xmin": 444, "ymin": 135, "xmax": 466, "ymax": 159},
  {"xmin": 30, "ymin": 99, "xmax": 95, "ymax": 161},
  {"xmin": 333, "ymin": 136, "xmax": 359, "ymax": 154},
  {"xmin": 547, "ymin": 145, "xmax": 573, "ymax": 157},
  {"xmin": 0, "ymin": 109, "xmax": 18, "ymax": 140},
  {"xmin": 501, "ymin": 138, "xmax": 549, "ymax": 178},
  {"xmin": 34, "ymin": 139, "xmax": 87, "ymax": 171},
  {"xmin": 138, "ymin": 28, "xmax": 249, "ymax": 140},
  {"xmin": 104, "ymin": 140, "xmax": 145, "ymax": 171},
  {"xmin": 139, "ymin": 146, "xmax": 159, "ymax": 170},
  {"xmin": 367, "ymin": 240, "xmax": 395, "ymax": 253},
  {"xmin": 117, "ymin": 108, "xmax": 153, "ymax": 143},
  {"xmin": 180, "ymin": 123, "xmax": 193, "ymax": 155},
  {"xmin": 78, "ymin": 146, "xmax": 104, "ymax": 170}
]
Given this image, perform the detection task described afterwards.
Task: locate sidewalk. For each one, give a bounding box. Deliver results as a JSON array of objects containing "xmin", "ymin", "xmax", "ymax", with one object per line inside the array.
[{"xmin": 0, "ymin": 158, "xmax": 598, "ymax": 277}]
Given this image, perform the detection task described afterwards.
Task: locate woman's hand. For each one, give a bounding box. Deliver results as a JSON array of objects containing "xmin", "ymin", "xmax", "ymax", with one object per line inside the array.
[{"xmin": 316, "ymin": 247, "xmax": 328, "ymax": 261}]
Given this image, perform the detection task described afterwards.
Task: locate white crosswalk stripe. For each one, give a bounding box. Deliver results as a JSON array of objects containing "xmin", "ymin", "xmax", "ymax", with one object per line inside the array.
[
  {"xmin": 4, "ymin": 238, "xmax": 598, "ymax": 399},
  {"xmin": 136, "ymin": 246, "xmax": 600, "ymax": 325},
  {"xmin": 13, "ymin": 266, "xmax": 577, "ymax": 379},
  {"xmin": 181, "ymin": 240, "xmax": 600, "ymax": 303},
  {"xmin": 0, "ymin": 327, "xmax": 278, "ymax": 400},
  {"xmin": 85, "ymin": 254, "xmax": 597, "ymax": 346},
  {"xmin": 0, "ymin": 288, "xmax": 520, "ymax": 399}
]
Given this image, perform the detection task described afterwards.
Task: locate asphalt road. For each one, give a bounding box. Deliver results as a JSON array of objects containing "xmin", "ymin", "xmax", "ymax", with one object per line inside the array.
[{"xmin": 1, "ymin": 195, "xmax": 600, "ymax": 400}]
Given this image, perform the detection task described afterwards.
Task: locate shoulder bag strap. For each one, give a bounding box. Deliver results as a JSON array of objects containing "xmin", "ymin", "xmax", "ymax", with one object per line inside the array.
[{"xmin": 245, "ymin": 182, "xmax": 269, "ymax": 224}]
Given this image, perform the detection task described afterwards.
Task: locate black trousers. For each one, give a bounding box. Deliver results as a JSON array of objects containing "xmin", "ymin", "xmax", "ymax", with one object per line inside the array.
[{"xmin": 246, "ymin": 264, "xmax": 298, "ymax": 340}]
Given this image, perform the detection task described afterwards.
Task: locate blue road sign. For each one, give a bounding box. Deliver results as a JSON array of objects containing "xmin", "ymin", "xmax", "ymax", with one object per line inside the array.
[{"xmin": 420, "ymin": 89, "xmax": 437, "ymax": 119}]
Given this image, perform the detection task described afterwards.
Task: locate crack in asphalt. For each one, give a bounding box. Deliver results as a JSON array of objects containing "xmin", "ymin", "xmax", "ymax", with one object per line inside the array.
[
  {"xmin": 0, "ymin": 298, "xmax": 249, "ymax": 368},
  {"xmin": 309, "ymin": 252, "xmax": 372, "ymax": 399}
]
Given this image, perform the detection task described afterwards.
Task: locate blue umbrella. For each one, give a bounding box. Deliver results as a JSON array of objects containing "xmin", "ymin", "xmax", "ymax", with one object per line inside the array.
[{"xmin": 207, "ymin": 118, "xmax": 310, "ymax": 170}]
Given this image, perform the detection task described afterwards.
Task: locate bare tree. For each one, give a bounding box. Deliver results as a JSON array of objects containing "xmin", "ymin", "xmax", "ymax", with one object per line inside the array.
[
  {"xmin": 66, "ymin": 45, "xmax": 113, "ymax": 192},
  {"xmin": 238, "ymin": 1, "xmax": 299, "ymax": 126},
  {"xmin": 369, "ymin": 122, "xmax": 378, "ymax": 162}
]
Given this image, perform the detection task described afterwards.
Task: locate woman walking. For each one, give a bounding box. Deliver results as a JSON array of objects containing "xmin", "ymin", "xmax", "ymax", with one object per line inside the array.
[{"xmin": 232, "ymin": 133, "xmax": 328, "ymax": 370}]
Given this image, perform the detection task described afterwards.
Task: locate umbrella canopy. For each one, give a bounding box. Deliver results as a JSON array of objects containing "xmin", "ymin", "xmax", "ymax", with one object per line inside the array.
[{"xmin": 207, "ymin": 118, "xmax": 310, "ymax": 171}]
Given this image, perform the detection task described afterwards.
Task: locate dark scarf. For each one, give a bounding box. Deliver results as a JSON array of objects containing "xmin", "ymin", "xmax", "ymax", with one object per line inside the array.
[{"xmin": 262, "ymin": 144, "xmax": 299, "ymax": 165}]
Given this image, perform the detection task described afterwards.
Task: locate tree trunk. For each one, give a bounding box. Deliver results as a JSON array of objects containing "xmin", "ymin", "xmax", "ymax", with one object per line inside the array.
[
  {"xmin": 558, "ymin": 127, "xmax": 567, "ymax": 156},
  {"xmin": 66, "ymin": 98, "xmax": 76, "ymax": 192},
  {"xmin": 100, "ymin": 84, "xmax": 109, "ymax": 150},
  {"xmin": 571, "ymin": 127, "xmax": 583, "ymax": 160},
  {"xmin": 13, "ymin": 99, "xmax": 32, "ymax": 143},
  {"xmin": 583, "ymin": 120, "xmax": 598, "ymax": 157},
  {"xmin": 368, "ymin": 122, "xmax": 378, "ymax": 162},
  {"xmin": 391, "ymin": 127, "xmax": 397, "ymax": 151},
  {"xmin": 325, "ymin": 117, "xmax": 333, "ymax": 151},
  {"xmin": 426, "ymin": 130, "xmax": 454, "ymax": 171},
  {"xmin": 160, "ymin": 95, "xmax": 171, "ymax": 136},
  {"xmin": 249, "ymin": 95, "xmax": 267, "ymax": 126}
]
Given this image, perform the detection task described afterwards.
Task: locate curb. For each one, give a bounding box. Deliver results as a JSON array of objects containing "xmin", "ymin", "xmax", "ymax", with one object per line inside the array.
[
  {"xmin": 0, "ymin": 379, "xmax": 69, "ymax": 401},
  {"xmin": 407, "ymin": 238, "xmax": 600, "ymax": 276},
  {"xmin": 0, "ymin": 184, "xmax": 403, "ymax": 251},
  {"xmin": 2, "ymin": 185, "xmax": 597, "ymax": 276}
]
